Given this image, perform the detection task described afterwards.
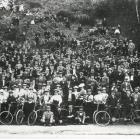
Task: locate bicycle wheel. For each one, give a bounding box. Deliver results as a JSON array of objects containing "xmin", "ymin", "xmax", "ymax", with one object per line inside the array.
[
  {"xmin": 95, "ymin": 111, "xmax": 110, "ymax": 126},
  {"xmin": 27, "ymin": 111, "xmax": 37, "ymax": 126},
  {"xmin": 93, "ymin": 111, "xmax": 98, "ymax": 123},
  {"xmin": 0, "ymin": 111, "xmax": 13, "ymax": 125},
  {"xmin": 16, "ymin": 110, "xmax": 25, "ymax": 125},
  {"xmin": 131, "ymin": 111, "xmax": 140, "ymax": 124}
]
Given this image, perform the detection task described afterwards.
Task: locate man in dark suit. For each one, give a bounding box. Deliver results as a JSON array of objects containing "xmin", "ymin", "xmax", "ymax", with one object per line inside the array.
[
  {"xmin": 107, "ymin": 90, "xmax": 119, "ymax": 118},
  {"xmin": 66, "ymin": 105, "xmax": 75, "ymax": 124},
  {"xmin": 120, "ymin": 90, "xmax": 134, "ymax": 120}
]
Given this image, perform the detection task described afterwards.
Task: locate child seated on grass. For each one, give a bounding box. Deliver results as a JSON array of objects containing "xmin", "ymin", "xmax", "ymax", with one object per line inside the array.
[
  {"xmin": 75, "ymin": 106, "xmax": 86, "ymax": 124},
  {"xmin": 40, "ymin": 105, "xmax": 55, "ymax": 126}
]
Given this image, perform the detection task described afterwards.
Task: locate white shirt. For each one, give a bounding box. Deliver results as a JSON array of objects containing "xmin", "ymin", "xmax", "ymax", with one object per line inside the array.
[
  {"xmin": 50, "ymin": 95, "xmax": 62, "ymax": 106},
  {"xmin": 73, "ymin": 91, "xmax": 79, "ymax": 100},
  {"xmin": 94, "ymin": 93, "xmax": 108, "ymax": 104},
  {"xmin": 27, "ymin": 91, "xmax": 37, "ymax": 103},
  {"xmin": 114, "ymin": 29, "xmax": 120, "ymax": 34},
  {"xmin": 0, "ymin": 94, "xmax": 5, "ymax": 103},
  {"xmin": 31, "ymin": 20, "xmax": 35, "ymax": 25},
  {"xmin": 86, "ymin": 94, "xmax": 94, "ymax": 102},
  {"xmin": 43, "ymin": 95, "xmax": 50, "ymax": 104},
  {"xmin": 38, "ymin": 89, "xmax": 45, "ymax": 96},
  {"xmin": 19, "ymin": 89, "xmax": 28, "ymax": 97},
  {"xmin": 13, "ymin": 89, "xmax": 19, "ymax": 98},
  {"xmin": 3, "ymin": 90, "xmax": 9, "ymax": 101},
  {"xmin": 19, "ymin": 4, "xmax": 24, "ymax": 12}
]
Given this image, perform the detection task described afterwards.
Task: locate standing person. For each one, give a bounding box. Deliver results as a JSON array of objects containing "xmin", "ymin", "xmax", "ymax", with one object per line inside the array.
[
  {"xmin": 60, "ymin": 77, "xmax": 69, "ymax": 105},
  {"xmin": 121, "ymin": 77, "xmax": 133, "ymax": 94},
  {"xmin": 7, "ymin": 90, "xmax": 17, "ymax": 114},
  {"xmin": 0, "ymin": 90, "xmax": 6, "ymax": 112},
  {"xmin": 107, "ymin": 90, "xmax": 119, "ymax": 119},
  {"xmin": 77, "ymin": 84, "xmax": 87, "ymax": 106},
  {"xmin": 72, "ymin": 86, "xmax": 80, "ymax": 105},
  {"xmin": 18, "ymin": 83, "xmax": 28, "ymax": 98},
  {"xmin": 70, "ymin": 75, "xmax": 78, "ymax": 88},
  {"xmin": 100, "ymin": 72, "xmax": 109, "ymax": 91},
  {"xmin": 13, "ymin": 85, "xmax": 19, "ymax": 99},
  {"xmin": 120, "ymin": 90, "xmax": 134, "ymax": 120},
  {"xmin": 41, "ymin": 89, "xmax": 51, "ymax": 105},
  {"xmin": 87, "ymin": 75, "xmax": 99, "ymax": 95},
  {"xmin": 23, "ymin": 86, "xmax": 35, "ymax": 122},
  {"xmin": 78, "ymin": 72, "xmax": 86, "ymax": 85},
  {"xmin": 128, "ymin": 40, "xmax": 135, "ymax": 56},
  {"xmin": 114, "ymin": 25, "xmax": 121, "ymax": 38},
  {"xmin": 49, "ymin": 89, "xmax": 62, "ymax": 124},
  {"xmin": 38, "ymin": 83, "xmax": 47, "ymax": 96},
  {"xmin": 84, "ymin": 89, "xmax": 94, "ymax": 121},
  {"xmin": 2, "ymin": 86, "xmax": 9, "ymax": 101},
  {"xmin": 65, "ymin": 18, "xmax": 70, "ymax": 29},
  {"xmin": 132, "ymin": 87, "xmax": 140, "ymax": 110},
  {"xmin": 68, "ymin": 88, "xmax": 75, "ymax": 105}
]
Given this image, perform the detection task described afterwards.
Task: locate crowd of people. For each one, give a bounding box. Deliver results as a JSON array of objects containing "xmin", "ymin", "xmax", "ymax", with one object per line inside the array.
[{"xmin": 0, "ymin": 3, "xmax": 140, "ymax": 125}]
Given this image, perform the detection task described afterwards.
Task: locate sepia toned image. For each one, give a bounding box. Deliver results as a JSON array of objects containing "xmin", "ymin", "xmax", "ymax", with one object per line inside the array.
[{"xmin": 0, "ymin": 0, "xmax": 140, "ymax": 137}]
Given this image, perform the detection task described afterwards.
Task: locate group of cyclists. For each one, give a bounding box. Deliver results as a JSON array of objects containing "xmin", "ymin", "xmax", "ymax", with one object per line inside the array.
[
  {"xmin": 0, "ymin": 1, "xmax": 140, "ymax": 126},
  {"xmin": 0, "ymin": 34, "xmax": 140, "ymax": 126}
]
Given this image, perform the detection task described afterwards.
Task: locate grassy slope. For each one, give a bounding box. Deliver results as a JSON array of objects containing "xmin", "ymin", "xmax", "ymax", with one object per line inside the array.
[
  {"xmin": 18, "ymin": 0, "xmax": 89, "ymax": 40},
  {"xmin": 1, "ymin": 0, "xmax": 140, "ymax": 46}
]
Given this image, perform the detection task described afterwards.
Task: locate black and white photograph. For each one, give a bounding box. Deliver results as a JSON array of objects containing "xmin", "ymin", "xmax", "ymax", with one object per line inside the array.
[{"xmin": 0, "ymin": 0, "xmax": 140, "ymax": 138}]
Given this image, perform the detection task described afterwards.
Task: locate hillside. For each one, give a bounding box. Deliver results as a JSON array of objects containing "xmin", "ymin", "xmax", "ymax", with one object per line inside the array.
[{"xmin": 0, "ymin": 0, "xmax": 140, "ymax": 47}]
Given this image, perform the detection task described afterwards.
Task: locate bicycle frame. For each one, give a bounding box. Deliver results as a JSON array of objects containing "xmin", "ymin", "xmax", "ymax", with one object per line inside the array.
[
  {"xmin": 106, "ymin": 105, "xmax": 135, "ymax": 122},
  {"xmin": 93, "ymin": 103, "xmax": 102, "ymax": 123},
  {"xmin": 0, "ymin": 103, "xmax": 1, "ymax": 113},
  {"xmin": 6, "ymin": 104, "xmax": 12, "ymax": 118}
]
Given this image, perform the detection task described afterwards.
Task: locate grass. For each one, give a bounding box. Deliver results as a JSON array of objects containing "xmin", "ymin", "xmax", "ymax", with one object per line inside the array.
[{"xmin": 0, "ymin": 0, "xmax": 140, "ymax": 46}]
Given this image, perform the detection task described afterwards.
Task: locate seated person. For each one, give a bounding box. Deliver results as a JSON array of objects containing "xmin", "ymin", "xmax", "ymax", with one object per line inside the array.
[
  {"xmin": 40, "ymin": 105, "xmax": 55, "ymax": 126},
  {"xmin": 75, "ymin": 106, "xmax": 86, "ymax": 124},
  {"xmin": 66, "ymin": 105, "xmax": 75, "ymax": 124}
]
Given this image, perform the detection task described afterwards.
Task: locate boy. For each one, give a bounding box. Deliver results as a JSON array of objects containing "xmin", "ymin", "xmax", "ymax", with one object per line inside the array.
[
  {"xmin": 75, "ymin": 106, "xmax": 86, "ymax": 124},
  {"xmin": 66, "ymin": 105, "xmax": 75, "ymax": 124},
  {"xmin": 41, "ymin": 105, "xmax": 55, "ymax": 126}
]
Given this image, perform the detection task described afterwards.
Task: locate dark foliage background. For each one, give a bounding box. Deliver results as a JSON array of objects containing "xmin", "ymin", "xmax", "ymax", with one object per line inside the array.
[{"xmin": 0, "ymin": 0, "xmax": 140, "ymax": 49}]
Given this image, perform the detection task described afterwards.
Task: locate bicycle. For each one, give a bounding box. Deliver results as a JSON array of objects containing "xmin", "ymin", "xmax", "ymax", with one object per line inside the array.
[
  {"xmin": 16, "ymin": 102, "xmax": 25, "ymax": 125},
  {"xmin": 0, "ymin": 103, "xmax": 13, "ymax": 125},
  {"xmin": 93, "ymin": 103, "xmax": 100, "ymax": 123},
  {"xmin": 131, "ymin": 109, "xmax": 140, "ymax": 124},
  {"xmin": 105, "ymin": 105, "xmax": 136, "ymax": 125},
  {"xmin": 27, "ymin": 103, "xmax": 42, "ymax": 126},
  {"xmin": 93, "ymin": 103, "xmax": 111, "ymax": 126}
]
